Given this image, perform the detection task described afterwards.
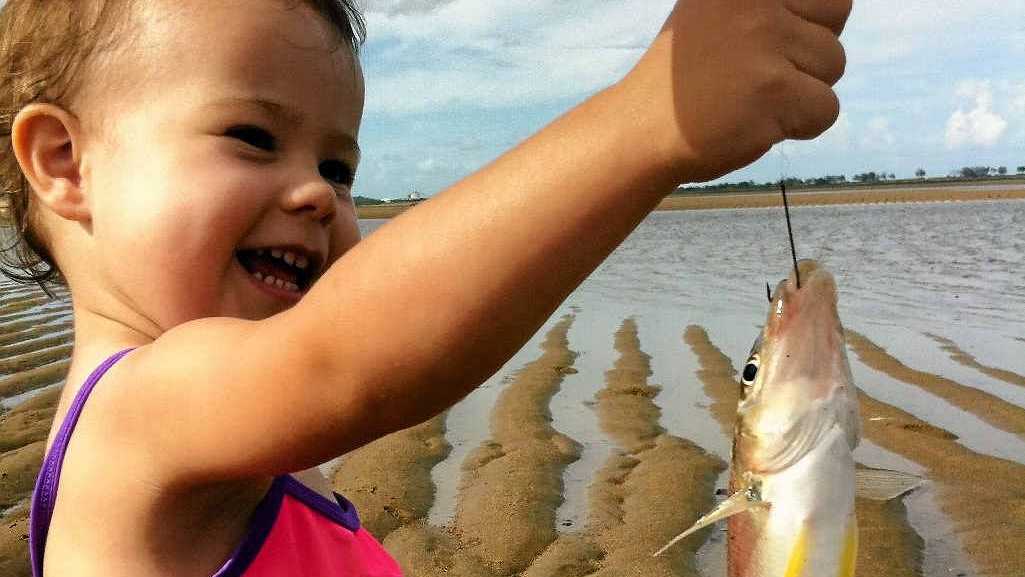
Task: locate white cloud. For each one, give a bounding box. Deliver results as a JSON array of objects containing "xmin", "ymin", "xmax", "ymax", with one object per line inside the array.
[
  {"xmin": 1010, "ymin": 82, "xmax": 1025, "ymax": 117},
  {"xmin": 1010, "ymin": 31, "xmax": 1025, "ymax": 56},
  {"xmin": 843, "ymin": 0, "xmax": 1018, "ymax": 69},
  {"xmin": 945, "ymin": 80, "xmax": 1007, "ymax": 148},
  {"xmin": 361, "ymin": 0, "xmax": 672, "ymax": 113},
  {"xmin": 773, "ymin": 112, "xmax": 851, "ymax": 161},
  {"xmin": 363, "ymin": 0, "xmax": 456, "ymax": 16},
  {"xmin": 861, "ymin": 116, "xmax": 895, "ymax": 150},
  {"xmin": 354, "ymin": 0, "xmax": 1025, "ymax": 196},
  {"xmin": 416, "ymin": 157, "xmax": 438, "ymax": 171},
  {"xmin": 821, "ymin": 112, "xmax": 851, "ymax": 151}
]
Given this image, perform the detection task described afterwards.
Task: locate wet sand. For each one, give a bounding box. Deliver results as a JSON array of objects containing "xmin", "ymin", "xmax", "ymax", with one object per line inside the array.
[
  {"xmin": 581, "ymin": 320, "xmax": 723, "ymax": 577},
  {"xmin": 331, "ymin": 414, "xmax": 449, "ymax": 539},
  {"xmin": 656, "ymin": 185, "xmax": 1025, "ymax": 211},
  {"xmin": 524, "ymin": 320, "xmax": 724, "ymax": 577},
  {"xmin": 391, "ymin": 315, "xmax": 583, "ymax": 576},
  {"xmin": 855, "ymin": 391, "xmax": 1025, "ymax": 577},
  {"xmin": 369, "ymin": 316, "xmax": 584, "ymax": 577},
  {"xmin": 846, "ymin": 330, "xmax": 1025, "ymax": 441},
  {"xmin": 926, "ymin": 333, "xmax": 1025, "ymax": 390},
  {"xmin": 372, "ymin": 318, "xmax": 723, "ymax": 577},
  {"xmin": 357, "ymin": 185, "xmax": 1025, "ymax": 218},
  {"xmin": 682, "ymin": 326, "xmax": 738, "ymax": 439},
  {"xmin": 2, "ymin": 224, "xmax": 1025, "ymax": 577},
  {"xmin": 0, "ymin": 381, "xmax": 61, "ymax": 576}
]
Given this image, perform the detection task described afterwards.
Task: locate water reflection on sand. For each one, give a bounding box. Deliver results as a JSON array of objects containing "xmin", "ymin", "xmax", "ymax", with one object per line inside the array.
[{"xmin": 1, "ymin": 201, "xmax": 1021, "ymax": 577}]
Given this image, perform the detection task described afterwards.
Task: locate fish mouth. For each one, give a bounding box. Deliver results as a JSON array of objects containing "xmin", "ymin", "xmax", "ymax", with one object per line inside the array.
[
  {"xmin": 766, "ymin": 259, "xmax": 839, "ymax": 339},
  {"xmin": 755, "ymin": 258, "xmax": 846, "ymax": 404},
  {"xmin": 750, "ymin": 257, "xmax": 844, "ymax": 409}
]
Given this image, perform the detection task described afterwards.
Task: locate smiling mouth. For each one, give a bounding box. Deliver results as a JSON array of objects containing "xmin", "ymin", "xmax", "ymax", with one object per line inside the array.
[{"xmin": 236, "ymin": 247, "xmax": 321, "ymax": 294}]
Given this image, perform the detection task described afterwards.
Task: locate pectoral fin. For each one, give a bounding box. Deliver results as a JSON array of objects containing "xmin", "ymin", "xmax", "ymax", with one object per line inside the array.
[
  {"xmin": 756, "ymin": 407, "xmax": 835, "ymax": 474},
  {"xmin": 855, "ymin": 467, "xmax": 923, "ymax": 501},
  {"xmin": 653, "ymin": 486, "xmax": 768, "ymax": 557}
]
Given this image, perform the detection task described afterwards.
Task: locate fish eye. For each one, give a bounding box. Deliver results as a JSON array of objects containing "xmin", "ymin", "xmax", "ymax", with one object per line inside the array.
[{"xmin": 742, "ymin": 356, "xmax": 760, "ymax": 385}]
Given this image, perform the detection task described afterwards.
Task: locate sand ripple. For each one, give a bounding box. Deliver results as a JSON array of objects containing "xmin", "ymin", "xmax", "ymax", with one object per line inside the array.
[
  {"xmin": 847, "ymin": 330, "xmax": 1025, "ymax": 440},
  {"xmin": 926, "ymin": 333, "xmax": 1025, "ymax": 390},
  {"xmin": 0, "ymin": 275, "xmax": 1020, "ymax": 576}
]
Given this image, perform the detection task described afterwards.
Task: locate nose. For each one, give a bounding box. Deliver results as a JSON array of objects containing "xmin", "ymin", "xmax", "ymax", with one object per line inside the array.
[{"xmin": 281, "ymin": 177, "xmax": 337, "ymax": 226}]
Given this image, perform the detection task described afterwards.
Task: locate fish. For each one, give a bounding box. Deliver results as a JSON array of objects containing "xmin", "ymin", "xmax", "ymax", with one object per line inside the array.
[{"xmin": 655, "ymin": 259, "xmax": 919, "ymax": 576}]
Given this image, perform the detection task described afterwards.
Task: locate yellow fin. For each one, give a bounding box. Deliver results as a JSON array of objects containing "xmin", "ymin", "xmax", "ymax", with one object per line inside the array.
[
  {"xmin": 837, "ymin": 515, "xmax": 858, "ymax": 577},
  {"xmin": 783, "ymin": 524, "xmax": 809, "ymax": 577}
]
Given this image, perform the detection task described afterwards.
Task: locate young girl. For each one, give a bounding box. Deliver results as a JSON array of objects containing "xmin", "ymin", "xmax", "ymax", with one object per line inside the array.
[{"xmin": 0, "ymin": 0, "xmax": 850, "ymax": 575}]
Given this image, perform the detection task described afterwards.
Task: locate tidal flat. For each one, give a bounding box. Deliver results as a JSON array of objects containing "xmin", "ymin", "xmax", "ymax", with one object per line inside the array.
[{"xmin": 2, "ymin": 198, "xmax": 1024, "ymax": 576}]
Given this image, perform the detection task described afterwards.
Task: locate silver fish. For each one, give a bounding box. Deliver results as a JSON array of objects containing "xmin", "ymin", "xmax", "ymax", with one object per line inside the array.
[{"xmin": 657, "ymin": 260, "xmax": 918, "ymax": 576}]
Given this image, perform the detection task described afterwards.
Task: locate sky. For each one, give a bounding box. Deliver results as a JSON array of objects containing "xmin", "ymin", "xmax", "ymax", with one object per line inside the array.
[{"xmin": 354, "ymin": 0, "xmax": 1025, "ymax": 199}]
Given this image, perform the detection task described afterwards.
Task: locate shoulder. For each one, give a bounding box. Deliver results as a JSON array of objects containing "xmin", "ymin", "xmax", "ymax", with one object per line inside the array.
[{"xmin": 41, "ymin": 343, "xmax": 278, "ymax": 576}]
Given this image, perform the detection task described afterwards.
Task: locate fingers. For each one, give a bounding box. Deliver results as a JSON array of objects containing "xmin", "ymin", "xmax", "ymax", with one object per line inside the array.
[
  {"xmin": 777, "ymin": 70, "xmax": 840, "ymax": 140},
  {"xmin": 775, "ymin": 0, "xmax": 846, "ymax": 140},
  {"xmin": 784, "ymin": 0, "xmax": 853, "ymax": 36},
  {"xmin": 782, "ymin": 10, "xmax": 847, "ymax": 86}
]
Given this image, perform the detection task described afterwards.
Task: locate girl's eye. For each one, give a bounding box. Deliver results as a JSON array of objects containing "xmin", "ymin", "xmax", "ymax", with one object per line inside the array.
[
  {"xmin": 741, "ymin": 356, "xmax": 760, "ymax": 386},
  {"xmin": 319, "ymin": 160, "xmax": 354, "ymax": 187},
  {"xmin": 226, "ymin": 125, "xmax": 276, "ymax": 151}
]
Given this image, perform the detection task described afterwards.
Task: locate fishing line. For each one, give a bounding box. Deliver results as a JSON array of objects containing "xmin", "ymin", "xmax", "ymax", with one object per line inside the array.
[
  {"xmin": 777, "ymin": 144, "xmax": 801, "ymax": 289},
  {"xmin": 780, "ymin": 181, "xmax": 800, "ymax": 289}
]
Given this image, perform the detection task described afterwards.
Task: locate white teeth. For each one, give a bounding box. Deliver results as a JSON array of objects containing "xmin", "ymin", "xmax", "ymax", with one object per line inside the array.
[
  {"xmin": 249, "ymin": 247, "xmax": 312, "ymax": 280},
  {"xmin": 251, "ymin": 271, "xmax": 300, "ymax": 293}
]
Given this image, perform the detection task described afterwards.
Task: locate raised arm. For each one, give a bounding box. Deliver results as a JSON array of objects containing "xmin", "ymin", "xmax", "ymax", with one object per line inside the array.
[{"xmin": 132, "ymin": 0, "xmax": 851, "ymax": 481}]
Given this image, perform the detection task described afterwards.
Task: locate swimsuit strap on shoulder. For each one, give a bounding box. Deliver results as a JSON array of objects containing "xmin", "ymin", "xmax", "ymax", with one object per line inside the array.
[{"xmin": 29, "ymin": 348, "xmax": 135, "ymax": 577}]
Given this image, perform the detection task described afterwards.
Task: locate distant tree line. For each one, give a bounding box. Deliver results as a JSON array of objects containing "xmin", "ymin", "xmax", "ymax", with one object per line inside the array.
[
  {"xmin": 950, "ymin": 166, "xmax": 1018, "ymax": 178},
  {"xmin": 851, "ymin": 172, "xmax": 897, "ymax": 182},
  {"xmin": 354, "ymin": 195, "xmax": 387, "ymax": 206},
  {"xmin": 678, "ymin": 163, "xmax": 1025, "ymax": 193}
]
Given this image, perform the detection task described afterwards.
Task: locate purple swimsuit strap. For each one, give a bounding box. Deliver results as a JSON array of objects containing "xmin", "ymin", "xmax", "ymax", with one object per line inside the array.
[
  {"xmin": 28, "ymin": 348, "xmax": 365, "ymax": 577},
  {"xmin": 29, "ymin": 348, "xmax": 135, "ymax": 577}
]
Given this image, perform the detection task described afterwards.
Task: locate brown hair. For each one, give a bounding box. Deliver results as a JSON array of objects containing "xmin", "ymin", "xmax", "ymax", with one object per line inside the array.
[{"xmin": 0, "ymin": 0, "xmax": 365, "ymax": 288}]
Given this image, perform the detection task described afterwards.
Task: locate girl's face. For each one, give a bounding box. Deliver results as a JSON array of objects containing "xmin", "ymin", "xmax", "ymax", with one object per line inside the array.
[{"xmin": 79, "ymin": 1, "xmax": 365, "ymax": 328}]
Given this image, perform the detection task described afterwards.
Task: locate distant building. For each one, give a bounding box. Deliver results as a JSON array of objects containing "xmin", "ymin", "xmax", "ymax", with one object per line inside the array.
[{"xmin": 408, "ymin": 190, "xmax": 425, "ymax": 202}]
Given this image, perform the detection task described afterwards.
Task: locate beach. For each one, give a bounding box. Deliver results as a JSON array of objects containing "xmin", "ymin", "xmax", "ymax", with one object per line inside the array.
[
  {"xmin": 355, "ymin": 182, "xmax": 1025, "ymax": 219},
  {"xmin": 2, "ymin": 193, "xmax": 1024, "ymax": 576}
]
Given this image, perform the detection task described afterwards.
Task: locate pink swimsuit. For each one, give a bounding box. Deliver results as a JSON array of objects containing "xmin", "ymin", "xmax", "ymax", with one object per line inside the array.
[{"xmin": 30, "ymin": 349, "xmax": 403, "ymax": 576}]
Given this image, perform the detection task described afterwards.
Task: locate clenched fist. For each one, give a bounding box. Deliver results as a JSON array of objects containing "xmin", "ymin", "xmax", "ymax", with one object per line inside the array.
[{"xmin": 621, "ymin": 0, "xmax": 852, "ymax": 182}]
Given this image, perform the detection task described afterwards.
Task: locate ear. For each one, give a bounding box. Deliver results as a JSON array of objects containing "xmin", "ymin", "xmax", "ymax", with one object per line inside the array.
[{"xmin": 10, "ymin": 103, "xmax": 90, "ymax": 222}]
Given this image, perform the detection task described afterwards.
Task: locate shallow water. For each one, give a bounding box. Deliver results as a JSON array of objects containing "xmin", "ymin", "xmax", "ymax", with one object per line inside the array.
[
  {"xmin": 362, "ymin": 199, "xmax": 1024, "ymax": 576},
  {"xmin": 0, "ymin": 201, "xmax": 1020, "ymax": 576}
]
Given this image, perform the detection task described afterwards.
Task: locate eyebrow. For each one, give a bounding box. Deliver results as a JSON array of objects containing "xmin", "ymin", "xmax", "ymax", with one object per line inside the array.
[{"xmin": 211, "ymin": 96, "xmax": 361, "ymax": 159}]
